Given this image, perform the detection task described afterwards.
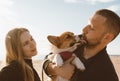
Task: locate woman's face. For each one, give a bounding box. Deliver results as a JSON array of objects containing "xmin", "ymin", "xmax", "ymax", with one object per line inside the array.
[{"xmin": 20, "ymin": 31, "xmax": 37, "ymax": 59}]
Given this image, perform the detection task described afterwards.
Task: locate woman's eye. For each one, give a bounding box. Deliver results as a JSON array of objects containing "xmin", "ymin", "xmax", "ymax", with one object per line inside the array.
[
  {"xmin": 23, "ymin": 41, "xmax": 28, "ymax": 46},
  {"xmin": 31, "ymin": 37, "xmax": 34, "ymax": 41},
  {"xmin": 31, "ymin": 38, "xmax": 33, "ymax": 41}
]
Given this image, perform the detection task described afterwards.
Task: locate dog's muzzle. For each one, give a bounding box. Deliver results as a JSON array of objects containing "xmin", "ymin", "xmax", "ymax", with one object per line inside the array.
[{"xmin": 75, "ymin": 34, "xmax": 82, "ymax": 42}]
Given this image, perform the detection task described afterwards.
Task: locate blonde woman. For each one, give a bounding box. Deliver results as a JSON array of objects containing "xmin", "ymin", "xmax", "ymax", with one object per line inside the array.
[{"xmin": 0, "ymin": 28, "xmax": 41, "ymax": 81}]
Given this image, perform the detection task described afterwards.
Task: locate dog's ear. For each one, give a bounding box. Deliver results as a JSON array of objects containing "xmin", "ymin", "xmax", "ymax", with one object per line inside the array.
[{"xmin": 47, "ymin": 35, "xmax": 60, "ymax": 47}]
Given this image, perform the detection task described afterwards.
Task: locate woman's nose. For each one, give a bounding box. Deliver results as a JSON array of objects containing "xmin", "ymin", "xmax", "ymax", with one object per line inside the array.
[{"xmin": 30, "ymin": 41, "xmax": 35, "ymax": 47}]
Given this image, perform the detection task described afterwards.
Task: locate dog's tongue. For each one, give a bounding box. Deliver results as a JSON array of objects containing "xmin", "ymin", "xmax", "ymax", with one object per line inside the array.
[{"xmin": 59, "ymin": 51, "xmax": 72, "ymax": 61}]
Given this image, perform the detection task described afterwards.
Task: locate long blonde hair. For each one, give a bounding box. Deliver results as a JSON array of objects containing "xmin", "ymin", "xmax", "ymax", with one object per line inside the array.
[{"xmin": 5, "ymin": 27, "xmax": 34, "ymax": 81}]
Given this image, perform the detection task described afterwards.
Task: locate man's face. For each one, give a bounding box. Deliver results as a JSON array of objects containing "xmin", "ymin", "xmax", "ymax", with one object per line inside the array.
[{"xmin": 82, "ymin": 14, "xmax": 107, "ymax": 47}]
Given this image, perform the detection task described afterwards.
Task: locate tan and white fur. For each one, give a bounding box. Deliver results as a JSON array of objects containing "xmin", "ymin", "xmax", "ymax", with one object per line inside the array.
[{"xmin": 47, "ymin": 31, "xmax": 85, "ymax": 81}]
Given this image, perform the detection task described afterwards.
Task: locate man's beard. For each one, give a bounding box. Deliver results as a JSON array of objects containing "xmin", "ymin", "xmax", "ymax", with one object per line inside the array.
[{"xmin": 85, "ymin": 38, "xmax": 102, "ymax": 49}]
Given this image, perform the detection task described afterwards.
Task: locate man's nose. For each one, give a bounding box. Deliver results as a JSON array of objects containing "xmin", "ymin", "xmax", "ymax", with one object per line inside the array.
[{"xmin": 82, "ymin": 25, "xmax": 89, "ymax": 34}]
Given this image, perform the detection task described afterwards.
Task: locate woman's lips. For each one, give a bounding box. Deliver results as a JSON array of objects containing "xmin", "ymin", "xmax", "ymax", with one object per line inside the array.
[{"xmin": 31, "ymin": 48, "xmax": 36, "ymax": 52}]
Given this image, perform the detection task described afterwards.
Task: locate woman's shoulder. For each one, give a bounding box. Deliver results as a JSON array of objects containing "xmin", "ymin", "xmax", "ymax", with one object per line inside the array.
[
  {"xmin": 0, "ymin": 61, "xmax": 21, "ymax": 76},
  {"xmin": 1, "ymin": 61, "xmax": 21, "ymax": 71},
  {"xmin": 0, "ymin": 61, "xmax": 23, "ymax": 80}
]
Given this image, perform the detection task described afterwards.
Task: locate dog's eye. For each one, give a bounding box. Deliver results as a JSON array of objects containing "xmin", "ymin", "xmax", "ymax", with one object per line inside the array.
[
  {"xmin": 70, "ymin": 42, "xmax": 75, "ymax": 47},
  {"xmin": 66, "ymin": 34, "xmax": 71, "ymax": 39}
]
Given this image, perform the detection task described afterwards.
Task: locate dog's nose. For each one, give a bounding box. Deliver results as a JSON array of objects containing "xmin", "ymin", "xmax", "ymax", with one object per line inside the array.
[
  {"xmin": 75, "ymin": 34, "xmax": 82, "ymax": 42},
  {"xmin": 78, "ymin": 34, "xmax": 82, "ymax": 39}
]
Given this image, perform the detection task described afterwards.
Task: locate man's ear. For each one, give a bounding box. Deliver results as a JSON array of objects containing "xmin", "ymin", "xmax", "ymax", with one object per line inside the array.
[{"xmin": 103, "ymin": 33, "xmax": 114, "ymax": 43}]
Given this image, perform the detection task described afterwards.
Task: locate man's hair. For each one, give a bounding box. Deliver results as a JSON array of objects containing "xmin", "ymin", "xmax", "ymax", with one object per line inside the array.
[{"xmin": 95, "ymin": 9, "xmax": 120, "ymax": 39}]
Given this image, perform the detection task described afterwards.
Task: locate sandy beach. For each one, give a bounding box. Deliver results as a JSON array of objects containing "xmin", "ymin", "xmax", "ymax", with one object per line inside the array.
[{"xmin": 0, "ymin": 55, "xmax": 120, "ymax": 80}]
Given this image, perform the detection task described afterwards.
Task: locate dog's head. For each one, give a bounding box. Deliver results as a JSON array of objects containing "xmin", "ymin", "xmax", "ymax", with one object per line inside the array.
[{"xmin": 47, "ymin": 31, "xmax": 83, "ymax": 53}]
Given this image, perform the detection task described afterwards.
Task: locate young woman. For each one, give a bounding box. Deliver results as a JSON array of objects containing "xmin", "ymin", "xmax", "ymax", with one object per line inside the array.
[{"xmin": 0, "ymin": 28, "xmax": 41, "ymax": 81}]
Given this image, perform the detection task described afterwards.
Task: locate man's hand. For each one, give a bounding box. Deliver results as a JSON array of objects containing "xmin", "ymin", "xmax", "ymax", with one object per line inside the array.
[{"xmin": 46, "ymin": 56, "xmax": 75, "ymax": 79}]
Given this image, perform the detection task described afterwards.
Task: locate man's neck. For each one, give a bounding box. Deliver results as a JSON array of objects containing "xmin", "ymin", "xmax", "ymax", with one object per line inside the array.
[{"xmin": 83, "ymin": 45, "xmax": 106, "ymax": 59}]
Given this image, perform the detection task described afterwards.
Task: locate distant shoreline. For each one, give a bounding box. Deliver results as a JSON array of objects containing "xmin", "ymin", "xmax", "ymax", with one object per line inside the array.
[{"xmin": 0, "ymin": 55, "xmax": 120, "ymax": 61}]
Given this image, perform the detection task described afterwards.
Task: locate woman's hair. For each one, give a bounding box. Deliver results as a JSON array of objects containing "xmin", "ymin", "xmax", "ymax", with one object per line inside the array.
[
  {"xmin": 95, "ymin": 9, "xmax": 120, "ymax": 40},
  {"xmin": 5, "ymin": 27, "xmax": 34, "ymax": 81}
]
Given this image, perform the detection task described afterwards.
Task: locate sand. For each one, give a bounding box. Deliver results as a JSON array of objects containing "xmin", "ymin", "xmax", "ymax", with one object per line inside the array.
[
  {"xmin": 110, "ymin": 55, "xmax": 120, "ymax": 80},
  {"xmin": 0, "ymin": 55, "xmax": 120, "ymax": 80}
]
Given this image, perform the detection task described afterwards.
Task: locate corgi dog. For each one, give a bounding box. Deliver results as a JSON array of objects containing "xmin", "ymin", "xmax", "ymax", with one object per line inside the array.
[{"xmin": 47, "ymin": 31, "xmax": 86, "ymax": 81}]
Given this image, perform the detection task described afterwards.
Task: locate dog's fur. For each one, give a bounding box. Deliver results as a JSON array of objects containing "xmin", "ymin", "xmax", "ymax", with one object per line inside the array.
[{"xmin": 47, "ymin": 31, "xmax": 85, "ymax": 81}]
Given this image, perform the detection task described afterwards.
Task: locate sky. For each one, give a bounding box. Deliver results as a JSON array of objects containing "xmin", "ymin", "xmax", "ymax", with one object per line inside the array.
[{"xmin": 0, "ymin": 0, "xmax": 120, "ymax": 60}]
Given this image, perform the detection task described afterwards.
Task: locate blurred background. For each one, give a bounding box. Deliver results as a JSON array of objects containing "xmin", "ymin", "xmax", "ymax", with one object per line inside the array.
[{"xmin": 0, "ymin": 0, "xmax": 120, "ymax": 60}]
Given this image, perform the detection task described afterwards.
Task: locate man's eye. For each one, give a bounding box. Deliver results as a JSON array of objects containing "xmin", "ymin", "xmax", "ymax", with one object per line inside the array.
[
  {"xmin": 90, "ymin": 26, "xmax": 94, "ymax": 30},
  {"xmin": 90, "ymin": 27, "xmax": 94, "ymax": 30}
]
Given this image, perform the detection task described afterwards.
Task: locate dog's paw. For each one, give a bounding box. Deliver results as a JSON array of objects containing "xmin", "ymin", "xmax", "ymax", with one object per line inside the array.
[
  {"xmin": 77, "ymin": 63, "xmax": 85, "ymax": 71},
  {"xmin": 72, "ymin": 57, "xmax": 85, "ymax": 71}
]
